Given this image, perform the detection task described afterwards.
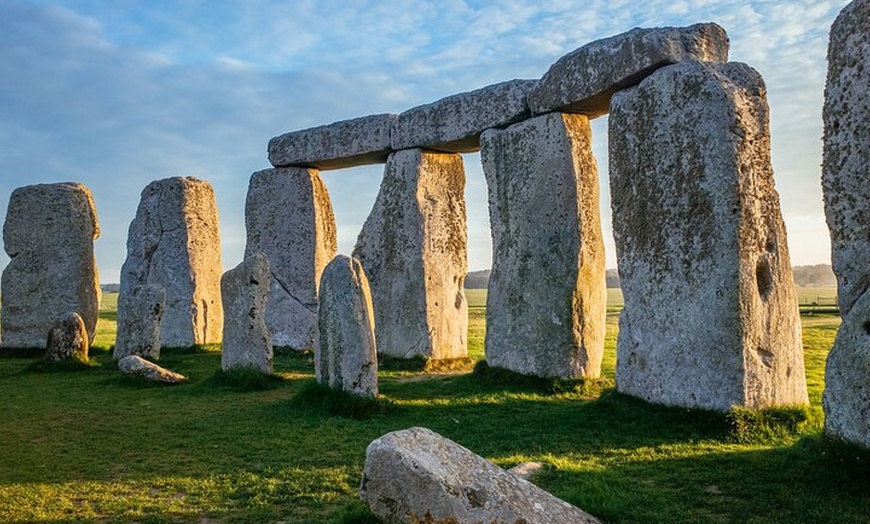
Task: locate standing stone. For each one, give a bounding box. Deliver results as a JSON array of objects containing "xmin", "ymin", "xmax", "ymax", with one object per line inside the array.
[
  {"xmin": 353, "ymin": 149, "xmax": 468, "ymax": 361},
  {"xmin": 822, "ymin": 0, "xmax": 869, "ymax": 317},
  {"xmin": 1, "ymin": 182, "xmax": 101, "ymax": 349},
  {"xmin": 609, "ymin": 61, "xmax": 808, "ymax": 411},
  {"xmin": 119, "ymin": 177, "xmax": 223, "ymax": 348},
  {"xmin": 359, "ymin": 427, "xmax": 601, "ymax": 524},
  {"xmin": 480, "ymin": 113, "xmax": 606, "ymax": 379},
  {"xmin": 316, "ymin": 255, "xmax": 378, "ymax": 397},
  {"xmin": 114, "ymin": 284, "xmax": 165, "ymax": 360},
  {"xmin": 221, "ymin": 254, "xmax": 273, "ymax": 374},
  {"xmin": 822, "ymin": 0, "xmax": 869, "ymax": 448},
  {"xmin": 45, "ymin": 312, "xmax": 89, "ymax": 362},
  {"xmin": 244, "ymin": 167, "xmax": 337, "ymax": 350}
]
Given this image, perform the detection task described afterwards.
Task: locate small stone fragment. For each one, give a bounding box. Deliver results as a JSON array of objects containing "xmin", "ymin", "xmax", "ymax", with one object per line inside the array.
[
  {"xmin": 1, "ymin": 182, "xmax": 101, "ymax": 349},
  {"xmin": 268, "ymin": 114, "xmax": 396, "ymax": 170},
  {"xmin": 114, "ymin": 284, "xmax": 165, "ymax": 360},
  {"xmin": 508, "ymin": 461, "xmax": 543, "ymax": 480},
  {"xmin": 527, "ymin": 23, "xmax": 729, "ymax": 117},
  {"xmin": 316, "ymin": 255, "xmax": 378, "ymax": 397},
  {"xmin": 45, "ymin": 312, "xmax": 89, "ymax": 362},
  {"xmin": 391, "ymin": 79, "xmax": 536, "ymax": 153},
  {"xmin": 221, "ymin": 253, "xmax": 273, "ymax": 374},
  {"xmin": 118, "ymin": 355, "xmax": 187, "ymax": 384},
  {"xmin": 359, "ymin": 427, "xmax": 600, "ymax": 524}
]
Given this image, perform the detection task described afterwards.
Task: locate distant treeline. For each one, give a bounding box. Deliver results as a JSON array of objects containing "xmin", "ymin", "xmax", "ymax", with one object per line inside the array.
[{"xmin": 463, "ymin": 264, "xmax": 836, "ymax": 289}]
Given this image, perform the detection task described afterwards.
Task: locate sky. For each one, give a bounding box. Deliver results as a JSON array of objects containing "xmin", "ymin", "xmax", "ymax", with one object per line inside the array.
[{"xmin": 0, "ymin": 0, "xmax": 850, "ymax": 282}]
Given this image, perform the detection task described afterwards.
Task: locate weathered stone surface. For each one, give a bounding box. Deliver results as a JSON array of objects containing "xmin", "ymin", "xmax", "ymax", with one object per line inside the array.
[
  {"xmin": 391, "ymin": 79, "xmax": 536, "ymax": 153},
  {"xmin": 221, "ymin": 254, "xmax": 273, "ymax": 374},
  {"xmin": 527, "ymin": 23, "xmax": 729, "ymax": 117},
  {"xmin": 823, "ymin": 0, "xmax": 869, "ymax": 317},
  {"xmin": 480, "ymin": 113, "xmax": 605, "ymax": 379},
  {"xmin": 823, "ymin": 290, "xmax": 870, "ymax": 448},
  {"xmin": 114, "ymin": 284, "xmax": 165, "ymax": 360},
  {"xmin": 244, "ymin": 167, "xmax": 337, "ymax": 350},
  {"xmin": 118, "ymin": 355, "xmax": 187, "ymax": 384},
  {"xmin": 353, "ymin": 149, "xmax": 468, "ymax": 360},
  {"xmin": 1, "ymin": 182, "xmax": 101, "ymax": 349},
  {"xmin": 609, "ymin": 61, "xmax": 807, "ymax": 411},
  {"xmin": 268, "ymin": 114, "xmax": 397, "ymax": 170},
  {"xmin": 120, "ymin": 177, "xmax": 223, "ymax": 348},
  {"xmin": 316, "ymin": 255, "xmax": 378, "ymax": 397},
  {"xmin": 45, "ymin": 312, "xmax": 89, "ymax": 362},
  {"xmin": 359, "ymin": 427, "xmax": 600, "ymax": 524}
]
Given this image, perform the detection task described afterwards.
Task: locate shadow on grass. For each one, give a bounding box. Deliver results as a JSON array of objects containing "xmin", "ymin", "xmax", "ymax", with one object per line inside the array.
[
  {"xmin": 208, "ymin": 367, "xmax": 288, "ymax": 392},
  {"xmin": 23, "ymin": 357, "xmax": 100, "ymax": 373},
  {"xmin": 290, "ymin": 381, "xmax": 395, "ymax": 420}
]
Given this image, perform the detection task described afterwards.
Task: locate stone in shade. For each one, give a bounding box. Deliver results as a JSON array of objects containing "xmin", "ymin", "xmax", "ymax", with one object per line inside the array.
[
  {"xmin": 316, "ymin": 255, "xmax": 378, "ymax": 397},
  {"xmin": 353, "ymin": 149, "xmax": 468, "ymax": 361},
  {"xmin": 1, "ymin": 182, "xmax": 101, "ymax": 349},
  {"xmin": 244, "ymin": 167, "xmax": 337, "ymax": 350},
  {"xmin": 119, "ymin": 177, "xmax": 223, "ymax": 348},
  {"xmin": 114, "ymin": 284, "xmax": 165, "ymax": 360},
  {"xmin": 527, "ymin": 23, "xmax": 729, "ymax": 117},
  {"xmin": 221, "ymin": 254, "xmax": 273, "ymax": 374},
  {"xmin": 45, "ymin": 312, "xmax": 89, "ymax": 362},
  {"xmin": 118, "ymin": 355, "xmax": 187, "ymax": 384},
  {"xmin": 480, "ymin": 112, "xmax": 606, "ymax": 379},
  {"xmin": 609, "ymin": 60, "xmax": 807, "ymax": 411}
]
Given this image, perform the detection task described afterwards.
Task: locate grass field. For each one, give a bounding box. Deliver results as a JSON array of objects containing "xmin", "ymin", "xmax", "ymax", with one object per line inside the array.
[{"xmin": 0, "ymin": 290, "xmax": 866, "ymax": 523}]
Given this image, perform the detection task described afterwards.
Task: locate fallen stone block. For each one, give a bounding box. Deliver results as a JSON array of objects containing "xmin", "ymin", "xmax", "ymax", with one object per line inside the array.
[
  {"xmin": 391, "ymin": 79, "xmax": 536, "ymax": 153},
  {"xmin": 114, "ymin": 284, "xmax": 165, "ymax": 360},
  {"xmin": 45, "ymin": 312, "xmax": 89, "ymax": 362},
  {"xmin": 221, "ymin": 253, "xmax": 273, "ymax": 374},
  {"xmin": 118, "ymin": 355, "xmax": 187, "ymax": 384},
  {"xmin": 527, "ymin": 23, "xmax": 729, "ymax": 117},
  {"xmin": 359, "ymin": 427, "xmax": 600, "ymax": 524},
  {"xmin": 268, "ymin": 113, "xmax": 396, "ymax": 170},
  {"xmin": 609, "ymin": 60, "xmax": 807, "ymax": 411},
  {"xmin": 316, "ymin": 255, "xmax": 378, "ymax": 397}
]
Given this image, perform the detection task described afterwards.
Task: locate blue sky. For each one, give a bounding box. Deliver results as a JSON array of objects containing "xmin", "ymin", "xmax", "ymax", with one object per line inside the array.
[{"xmin": 0, "ymin": 0, "xmax": 849, "ymax": 282}]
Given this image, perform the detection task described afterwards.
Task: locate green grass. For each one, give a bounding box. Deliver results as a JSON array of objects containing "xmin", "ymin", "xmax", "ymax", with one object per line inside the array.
[{"xmin": 0, "ymin": 292, "xmax": 865, "ymax": 523}]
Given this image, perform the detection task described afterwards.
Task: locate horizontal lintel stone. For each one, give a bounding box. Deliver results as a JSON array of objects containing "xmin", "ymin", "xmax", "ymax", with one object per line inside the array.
[
  {"xmin": 391, "ymin": 79, "xmax": 537, "ymax": 153},
  {"xmin": 268, "ymin": 113, "xmax": 397, "ymax": 171},
  {"xmin": 527, "ymin": 22, "xmax": 730, "ymax": 118}
]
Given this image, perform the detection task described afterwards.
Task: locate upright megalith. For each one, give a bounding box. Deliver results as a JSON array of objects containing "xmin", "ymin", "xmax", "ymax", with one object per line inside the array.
[
  {"xmin": 316, "ymin": 255, "xmax": 378, "ymax": 397},
  {"xmin": 353, "ymin": 149, "xmax": 468, "ymax": 361},
  {"xmin": 244, "ymin": 167, "xmax": 337, "ymax": 350},
  {"xmin": 822, "ymin": 0, "xmax": 869, "ymax": 318},
  {"xmin": 114, "ymin": 284, "xmax": 165, "ymax": 360},
  {"xmin": 120, "ymin": 177, "xmax": 223, "ymax": 348},
  {"xmin": 221, "ymin": 254, "xmax": 273, "ymax": 374},
  {"xmin": 822, "ymin": 0, "xmax": 869, "ymax": 448},
  {"xmin": 480, "ymin": 112, "xmax": 605, "ymax": 379},
  {"xmin": 609, "ymin": 60, "xmax": 807, "ymax": 411},
  {"xmin": 1, "ymin": 182, "xmax": 101, "ymax": 349}
]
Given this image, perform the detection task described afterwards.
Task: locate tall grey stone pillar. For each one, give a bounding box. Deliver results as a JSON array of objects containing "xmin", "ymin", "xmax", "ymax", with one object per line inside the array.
[
  {"xmin": 821, "ymin": 0, "xmax": 869, "ymax": 449},
  {"xmin": 609, "ymin": 61, "xmax": 808, "ymax": 411},
  {"xmin": 1, "ymin": 182, "xmax": 101, "ymax": 348},
  {"xmin": 480, "ymin": 113, "xmax": 606, "ymax": 379},
  {"xmin": 353, "ymin": 149, "xmax": 468, "ymax": 361},
  {"xmin": 244, "ymin": 167, "xmax": 337, "ymax": 351},
  {"xmin": 119, "ymin": 176, "xmax": 223, "ymax": 348}
]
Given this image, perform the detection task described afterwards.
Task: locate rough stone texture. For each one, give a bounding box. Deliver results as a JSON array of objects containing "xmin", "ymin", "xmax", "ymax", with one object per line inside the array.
[
  {"xmin": 480, "ymin": 113, "xmax": 605, "ymax": 379},
  {"xmin": 609, "ymin": 61, "xmax": 808, "ymax": 411},
  {"xmin": 353, "ymin": 149, "xmax": 468, "ymax": 361},
  {"xmin": 120, "ymin": 177, "xmax": 223, "ymax": 348},
  {"xmin": 391, "ymin": 79, "xmax": 536, "ymax": 153},
  {"xmin": 316, "ymin": 255, "xmax": 378, "ymax": 397},
  {"xmin": 822, "ymin": 0, "xmax": 869, "ymax": 317},
  {"xmin": 221, "ymin": 254, "xmax": 273, "ymax": 374},
  {"xmin": 45, "ymin": 312, "xmax": 89, "ymax": 362},
  {"xmin": 1, "ymin": 182, "xmax": 101, "ymax": 349},
  {"xmin": 118, "ymin": 355, "xmax": 187, "ymax": 384},
  {"xmin": 114, "ymin": 284, "xmax": 165, "ymax": 360},
  {"xmin": 268, "ymin": 114, "xmax": 397, "ymax": 170},
  {"xmin": 359, "ymin": 427, "xmax": 600, "ymax": 524},
  {"xmin": 244, "ymin": 167, "xmax": 337, "ymax": 350},
  {"xmin": 527, "ymin": 23, "xmax": 730, "ymax": 118},
  {"xmin": 823, "ymin": 290, "xmax": 870, "ymax": 448}
]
